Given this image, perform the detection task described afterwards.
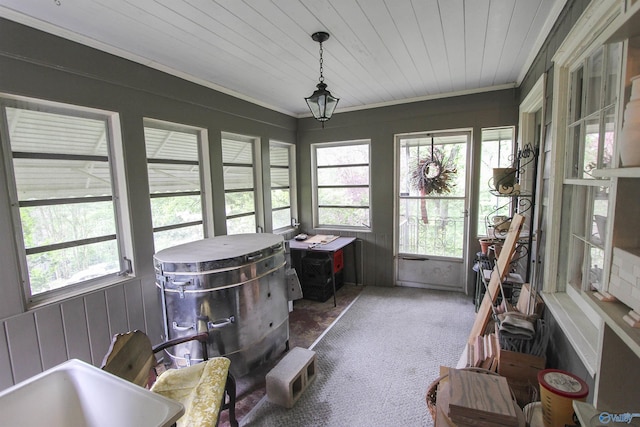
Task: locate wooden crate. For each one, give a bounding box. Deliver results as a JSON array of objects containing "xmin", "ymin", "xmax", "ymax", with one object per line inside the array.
[{"xmin": 498, "ymin": 349, "xmax": 545, "ymax": 407}]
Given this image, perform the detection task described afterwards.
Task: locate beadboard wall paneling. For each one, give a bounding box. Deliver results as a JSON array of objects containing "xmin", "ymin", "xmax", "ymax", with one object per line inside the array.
[
  {"xmin": 85, "ymin": 292, "xmax": 112, "ymax": 366},
  {"xmin": 5, "ymin": 314, "xmax": 41, "ymax": 384},
  {"xmin": 105, "ymin": 285, "xmax": 131, "ymax": 340},
  {"xmin": 60, "ymin": 298, "xmax": 92, "ymax": 363},
  {"xmin": 0, "ymin": 325, "xmax": 12, "ymax": 390},
  {"xmin": 0, "ymin": 279, "xmax": 159, "ymax": 390},
  {"xmin": 34, "ymin": 305, "xmax": 67, "ymax": 370}
]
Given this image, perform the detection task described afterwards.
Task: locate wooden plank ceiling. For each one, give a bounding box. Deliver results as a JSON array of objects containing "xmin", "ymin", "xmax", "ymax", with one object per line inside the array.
[{"xmin": 0, "ymin": 0, "xmax": 565, "ymax": 117}]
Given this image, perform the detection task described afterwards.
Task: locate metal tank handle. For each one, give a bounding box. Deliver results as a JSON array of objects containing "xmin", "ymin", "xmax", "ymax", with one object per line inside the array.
[
  {"xmin": 173, "ymin": 315, "xmax": 234, "ymax": 332},
  {"xmin": 172, "ymin": 321, "xmax": 195, "ymax": 331},
  {"xmin": 169, "ymin": 279, "xmax": 192, "ymax": 298},
  {"xmin": 208, "ymin": 315, "xmax": 235, "ymax": 329}
]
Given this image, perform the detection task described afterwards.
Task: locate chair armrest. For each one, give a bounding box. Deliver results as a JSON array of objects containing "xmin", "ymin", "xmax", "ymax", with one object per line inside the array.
[{"xmin": 152, "ymin": 331, "xmax": 209, "ymax": 360}]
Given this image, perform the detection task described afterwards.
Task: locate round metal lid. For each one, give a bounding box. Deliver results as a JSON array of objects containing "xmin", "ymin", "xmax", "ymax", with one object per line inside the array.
[{"xmin": 154, "ymin": 233, "xmax": 284, "ymax": 266}]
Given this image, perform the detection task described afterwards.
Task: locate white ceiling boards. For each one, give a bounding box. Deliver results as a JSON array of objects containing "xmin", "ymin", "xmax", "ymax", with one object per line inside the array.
[{"xmin": 0, "ymin": 0, "xmax": 566, "ymax": 116}]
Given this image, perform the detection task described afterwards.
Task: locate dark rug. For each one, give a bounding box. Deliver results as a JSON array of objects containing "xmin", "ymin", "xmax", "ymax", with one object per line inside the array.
[{"xmin": 218, "ymin": 283, "xmax": 363, "ymax": 426}]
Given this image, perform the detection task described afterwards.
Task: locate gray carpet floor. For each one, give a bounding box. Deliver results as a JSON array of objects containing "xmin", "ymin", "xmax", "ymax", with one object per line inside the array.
[{"xmin": 241, "ymin": 285, "xmax": 476, "ymax": 427}]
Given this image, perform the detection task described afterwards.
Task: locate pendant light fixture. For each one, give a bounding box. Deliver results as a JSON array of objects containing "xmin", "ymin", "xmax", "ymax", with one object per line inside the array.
[{"xmin": 305, "ymin": 31, "xmax": 339, "ymax": 126}]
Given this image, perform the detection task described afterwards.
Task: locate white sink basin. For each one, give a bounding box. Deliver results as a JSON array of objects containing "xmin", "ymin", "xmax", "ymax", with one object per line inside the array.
[{"xmin": 0, "ymin": 359, "xmax": 184, "ymax": 427}]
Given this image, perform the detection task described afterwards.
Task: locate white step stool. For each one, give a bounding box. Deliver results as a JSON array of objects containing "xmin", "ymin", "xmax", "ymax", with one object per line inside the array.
[{"xmin": 266, "ymin": 347, "xmax": 317, "ymax": 408}]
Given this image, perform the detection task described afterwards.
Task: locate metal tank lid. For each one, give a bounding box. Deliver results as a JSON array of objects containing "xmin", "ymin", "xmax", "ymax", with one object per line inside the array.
[{"xmin": 154, "ymin": 233, "xmax": 284, "ymax": 265}]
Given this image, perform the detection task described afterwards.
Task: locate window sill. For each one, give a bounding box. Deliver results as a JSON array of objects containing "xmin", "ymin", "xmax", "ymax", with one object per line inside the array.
[
  {"xmin": 28, "ymin": 274, "xmax": 135, "ymax": 310},
  {"xmin": 541, "ymin": 289, "xmax": 599, "ymax": 377}
]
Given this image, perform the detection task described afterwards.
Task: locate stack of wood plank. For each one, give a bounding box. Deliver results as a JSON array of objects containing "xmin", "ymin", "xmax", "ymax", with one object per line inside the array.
[
  {"xmin": 447, "ymin": 369, "xmax": 520, "ymax": 427},
  {"xmin": 466, "ymin": 332, "xmax": 499, "ymax": 371}
]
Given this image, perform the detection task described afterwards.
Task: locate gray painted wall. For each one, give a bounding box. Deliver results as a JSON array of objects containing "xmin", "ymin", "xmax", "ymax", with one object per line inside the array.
[
  {"xmin": 0, "ymin": 18, "xmax": 296, "ymax": 389},
  {"xmin": 296, "ymin": 91, "xmax": 519, "ymax": 290}
]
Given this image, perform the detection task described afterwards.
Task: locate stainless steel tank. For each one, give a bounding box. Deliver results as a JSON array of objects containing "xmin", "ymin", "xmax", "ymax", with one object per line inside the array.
[{"xmin": 153, "ymin": 233, "xmax": 289, "ymax": 377}]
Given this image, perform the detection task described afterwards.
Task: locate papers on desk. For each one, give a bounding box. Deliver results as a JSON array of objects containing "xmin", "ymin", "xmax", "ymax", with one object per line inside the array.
[{"xmin": 304, "ymin": 234, "xmax": 339, "ymax": 244}]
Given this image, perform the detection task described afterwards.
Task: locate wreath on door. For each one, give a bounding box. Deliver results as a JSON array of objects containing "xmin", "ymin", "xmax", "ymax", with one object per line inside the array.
[{"xmin": 410, "ymin": 145, "xmax": 457, "ymax": 224}]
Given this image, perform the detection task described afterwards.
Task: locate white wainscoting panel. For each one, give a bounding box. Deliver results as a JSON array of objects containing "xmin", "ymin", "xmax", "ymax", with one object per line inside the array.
[
  {"xmin": 0, "ymin": 277, "xmax": 162, "ymax": 391},
  {"xmin": 5, "ymin": 314, "xmax": 41, "ymax": 383},
  {"xmin": 61, "ymin": 297, "xmax": 92, "ymax": 362},
  {"xmin": 85, "ymin": 291, "xmax": 112, "ymax": 366},
  {"xmin": 0, "ymin": 322, "xmax": 14, "ymax": 390},
  {"xmin": 34, "ymin": 305, "xmax": 67, "ymax": 370}
]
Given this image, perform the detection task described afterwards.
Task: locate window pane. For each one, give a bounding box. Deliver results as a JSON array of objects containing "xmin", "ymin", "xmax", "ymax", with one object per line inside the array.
[
  {"xmin": 21, "ymin": 202, "xmax": 116, "ymax": 247},
  {"xmin": 271, "ymin": 189, "xmax": 290, "ymax": 210},
  {"xmin": 477, "ymin": 128, "xmax": 514, "ymax": 234},
  {"xmin": 318, "ymin": 187, "xmax": 369, "ymax": 206},
  {"xmin": 153, "ymin": 224, "xmax": 204, "ymax": 252},
  {"xmin": 225, "ymin": 191, "xmax": 255, "ymax": 216},
  {"xmin": 591, "ymin": 186, "xmax": 609, "ymax": 246},
  {"xmin": 398, "ymin": 198, "xmax": 465, "ymax": 257},
  {"xmin": 148, "ymin": 163, "xmax": 200, "ymax": 193},
  {"xmin": 224, "ymin": 166, "xmax": 254, "ymax": 190},
  {"xmin": 316, "ymin": 144, "xmax": 369, "ymax": 166},
  {"xmin": 567, "ymin": 124, "xmax": 582, "ymax": 178},
  {"xmin": 270, "ymin": 142, "xmax": 293, "ymax": 232},
  {"xmin": 28, "ymin": 240, "xmax": 119, "ymax": 295},
  {"xmin": 270, "ymin": 145, "xmax": 289, "ymax": 167},
  {"xmin": 318, "ymin": 207, "xmax": 369, "ymax": 227},
  {"xmin": 583, "ymin": 116, "xmax": 600, "ymax": 176},
  {"xmin": 271, "ymin": 168, "xmax": 290, "ymax": 188},
  {"xmin": 317, "ymin": 166, "xmax": 369, "ymax": 186},
  {"xmin": 398, "ymin": 136, "xmax": 465, "ymax": 197},
  {"xmin": 589, "ymin": 246, "xmax": 605, "ymax": 290},
  {"xmin": 603, "ymin": 106, "xmax": 616, "ymax": 169},
  {"xmin": 604, "ymin": 44, "xmax": 621, "ymax": 106},
  {"xmin": 222, "ymin": 138, "xmax": 253, "ymax": 164},
  {"xmin": 13, "ymin": 158, "xmax": 112, "ymax": 199},
  {"xmin": 567, "ymin": 235, "xmax": 585, "ymax": 289},
  {"xmin": 227, "ymin": 215, "xmax": 256, "ymax": 235},
  {"xmin": 144, "ymin": 127, "xmax": 198, "ymax": 161},
  {"xmin": 272, "ymin": 208, "xmax": 291, "ymax": 230},
  {"xmin": 569, "ymin": 67, "xmax": 584, "ymax": 123},
  {"xmin": 150, "ymin": 195, "xmax": 202, "ymax": 228},
  {"xmin": 6, "ymin": 108, "xmax": 109, "ymax": 156},
  {"xmin": 585, "ymin": 47, "xmax": 603, "ymax": 115}
]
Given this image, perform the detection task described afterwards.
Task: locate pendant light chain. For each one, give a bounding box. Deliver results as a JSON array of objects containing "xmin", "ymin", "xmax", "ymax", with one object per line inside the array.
[{"xmin": 318, "ymin": 41, "xmax": 325, "ymax": 83}]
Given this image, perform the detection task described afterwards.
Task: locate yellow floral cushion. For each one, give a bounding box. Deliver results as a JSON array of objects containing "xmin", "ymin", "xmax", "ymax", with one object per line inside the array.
[{"xmin": 150, "ymin": 357, "xmax": 230, "ymax": 427}]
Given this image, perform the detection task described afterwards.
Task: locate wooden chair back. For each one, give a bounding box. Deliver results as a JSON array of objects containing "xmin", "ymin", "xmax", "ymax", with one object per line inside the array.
[{"xmin": 101, "ymin": 330, "xmax": 156, "ymax": 387}]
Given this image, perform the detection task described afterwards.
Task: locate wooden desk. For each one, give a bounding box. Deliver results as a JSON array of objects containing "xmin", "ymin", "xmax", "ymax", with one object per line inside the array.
[{"xmin": 288, "ymin": 236, "xmax": 357, "ymax": 307}]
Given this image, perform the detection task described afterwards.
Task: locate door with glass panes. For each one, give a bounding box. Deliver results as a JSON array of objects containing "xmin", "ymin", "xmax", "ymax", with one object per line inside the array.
[{"xmin": 395, "ymin": 131, "xmax": 470, "ymax": 290}]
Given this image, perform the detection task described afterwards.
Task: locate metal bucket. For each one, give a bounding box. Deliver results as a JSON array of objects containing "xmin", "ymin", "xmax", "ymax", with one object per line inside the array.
[{"xmin": 154, "ymin": 234, "xmax": 289, "ymax": 377}]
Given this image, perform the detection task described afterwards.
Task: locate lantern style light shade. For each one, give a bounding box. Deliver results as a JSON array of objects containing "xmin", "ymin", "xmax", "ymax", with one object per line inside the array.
[
  {"xmin": 305, "ymin": 82, "xmax": 339, "ymax": 122},
  {"xmin": 305, "ymin": 31, "xmax": 339, "ymax": 124}
]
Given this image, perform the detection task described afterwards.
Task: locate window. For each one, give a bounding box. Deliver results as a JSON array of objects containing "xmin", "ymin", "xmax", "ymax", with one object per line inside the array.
[
  {"xmin": 0, "ymin": 97, "xmax": 129, "ymax": 303},
  {"xmin": 222, "ymin": 132, "xmax": 261, "ymax": 234},
  {"xmin": 312, "ymin": 140, "xmax": 370, "ymax": 229},
  {"xmin": 269, "ymin": 141, "xmax": 296, "ymax": 231},
  {"xmin": 478, "ymin": 127, "xmax": 515, "ymax": 235},
  {"xmin": 559, "ymin": 43, "xmax": 621, "ymax": 293},
  {"xmin": 145, "ymin": 120, "xmax": 207, "ymax": 251}
]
